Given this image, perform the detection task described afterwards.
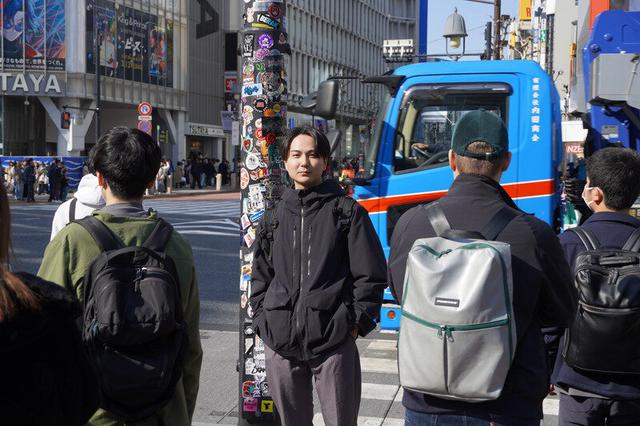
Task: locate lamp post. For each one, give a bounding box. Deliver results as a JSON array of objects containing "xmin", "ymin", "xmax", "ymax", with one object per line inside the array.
[{"xmin": 443, "ymin": 8, "xmax": 468, "ymax": 60}]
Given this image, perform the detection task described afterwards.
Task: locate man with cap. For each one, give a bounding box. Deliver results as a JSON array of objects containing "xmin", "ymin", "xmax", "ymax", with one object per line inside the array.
[{"xmin": 388, "ymin": 110, "xmax": 577, "ymax": 425}]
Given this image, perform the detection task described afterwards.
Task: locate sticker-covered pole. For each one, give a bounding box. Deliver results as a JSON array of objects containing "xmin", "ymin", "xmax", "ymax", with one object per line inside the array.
[{"xmin": 238, "ymin": 0, "xmax": 289, "ymax": 424}]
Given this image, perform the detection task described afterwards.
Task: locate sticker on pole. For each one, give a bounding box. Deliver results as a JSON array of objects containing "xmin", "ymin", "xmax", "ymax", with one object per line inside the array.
[
  {"xmin": 137, "ymin": 120, "xmax": 152, "ymax": 134},
  {"xmin": 138, "ymin": 102, "xmax": 152, "ymax": 116}
]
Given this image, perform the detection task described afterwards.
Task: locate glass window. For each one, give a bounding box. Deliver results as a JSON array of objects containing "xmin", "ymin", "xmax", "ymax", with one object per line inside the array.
[{"xmin": 393, "ymin": 83, "xmax": 512, "ymax": 174}]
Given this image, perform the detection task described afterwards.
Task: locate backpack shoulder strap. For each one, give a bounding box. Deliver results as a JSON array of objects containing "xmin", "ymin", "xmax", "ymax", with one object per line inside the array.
[
  {"xmin": 424, "ymin": 202, "xmax": 451, "ymax": 237},
  {"xmin": 622, "ymin": 227, "xmax": 640, "ymax": 252},
  {"xmin": 75, "ymin": 216, "xmax": 124, "ymax": 252},
  {"xmin": 68, "ymin": 198, "xmax": 78, "ymax": 222},
  {"xmin": 335, "ymin": 196, "xmax": 357, "ymax": 232},
  {"xmin": 142, "ymin": 219, "xmax": 174, "ymax": 252},
  {"xmin": 567, "ymin": 227, "xmax": 600, "ymax": 251},
  {"xmin": 481, "ymin": 206, "xmax": 521, "ymax": 241}
]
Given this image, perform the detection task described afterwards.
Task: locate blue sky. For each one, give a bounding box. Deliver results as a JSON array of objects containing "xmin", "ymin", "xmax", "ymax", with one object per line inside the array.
[{"xmin": 425, "ymin": 0, "xmax": 519, "ymax": 57}]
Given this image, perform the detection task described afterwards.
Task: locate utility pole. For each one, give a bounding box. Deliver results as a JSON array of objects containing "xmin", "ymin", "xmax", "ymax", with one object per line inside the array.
[
  {"xmin": 94, "ymin": 3, "xmax": 101, "ymax": 142},
  {"xmin": 238, "ymin": 0, "xmax": 289, "ymax": 424},
  {"xmin": 493, "ymin": 0, "xmax": 502, "ymax": 60}
]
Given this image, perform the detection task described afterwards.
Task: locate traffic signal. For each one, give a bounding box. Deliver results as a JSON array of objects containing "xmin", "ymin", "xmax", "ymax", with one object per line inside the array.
[
  {"xmin": 61, "ymin": 111, "xmax": 71, "ymax": 129},
  {"xmin": 483, "ymin": 21, "xmax": 493, "ymax": 61}
]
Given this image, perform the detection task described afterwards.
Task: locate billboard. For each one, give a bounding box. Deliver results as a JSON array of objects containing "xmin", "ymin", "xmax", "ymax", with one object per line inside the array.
[
  {"xmin": 1, "ymin": 0, "xmax": 66, "ymax": 70},
  {"xmin": 86, "ymin": 0, "xmax": 173, "ymax": 87}
]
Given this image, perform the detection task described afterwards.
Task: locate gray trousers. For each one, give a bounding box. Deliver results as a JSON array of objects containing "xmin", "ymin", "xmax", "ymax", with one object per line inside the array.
[{"xmin": 264, "ymin": 337, "xmax": 361, "ymax": 426}]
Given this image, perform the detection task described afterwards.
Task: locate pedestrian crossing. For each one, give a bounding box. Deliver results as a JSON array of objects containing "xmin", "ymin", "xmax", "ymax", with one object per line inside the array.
[
  {"xmin": 145, "ymin": 200, "xmax": 240, "ymax": 238},
  {"xmin": 309, "ymin": 335, "xmax": 560, "ymax": 426}
]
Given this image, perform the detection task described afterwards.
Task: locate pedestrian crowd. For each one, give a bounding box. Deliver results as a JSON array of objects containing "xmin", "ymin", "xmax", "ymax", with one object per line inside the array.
[
  {"xmin": 2, "ymin": 158, "xmax": 70, "ymax": 202},
  {"xmin": 0, "ymin": 114, "xmax": 639, "ymax": 426}
]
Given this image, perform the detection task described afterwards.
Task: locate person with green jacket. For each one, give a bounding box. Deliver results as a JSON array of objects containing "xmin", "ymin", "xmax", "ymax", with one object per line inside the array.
[{"xmin": 38, "ymin": 127, "xmax": 203, "ymax": 426}]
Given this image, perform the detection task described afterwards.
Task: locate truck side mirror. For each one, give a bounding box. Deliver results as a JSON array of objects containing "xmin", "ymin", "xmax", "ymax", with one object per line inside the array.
[
  {"xmin": 315, "ymin": 80, "xmax": 339, "ymax": 119},
  {"xmin": 327, "ymin": 129, "xmax": 342, "ymax": 154}
]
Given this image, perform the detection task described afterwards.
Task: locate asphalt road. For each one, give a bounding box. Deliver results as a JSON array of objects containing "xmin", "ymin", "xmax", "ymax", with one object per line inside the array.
[{"xmin": 9, "ymin": 194, "xmax": 242, "ymax": 329}]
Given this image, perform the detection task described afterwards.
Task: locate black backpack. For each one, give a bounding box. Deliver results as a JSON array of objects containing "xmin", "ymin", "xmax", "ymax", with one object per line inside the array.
[
  {"xmin": 563, "ymin": 226, "xmax": 640, "ymax": 375},
  {"xmin": 76, "ymin": 216, "xmax": 187, "ymax": 421}
]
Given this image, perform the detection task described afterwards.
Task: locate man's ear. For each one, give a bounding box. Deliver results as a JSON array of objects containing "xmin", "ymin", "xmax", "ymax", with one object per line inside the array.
[
  {"xmin": 448, "ymin": 150, "xmax": 457, "ymax": 174},
  {"xmin": 501, "ymin": 151, "xmax": 512, "ymax": 172}
]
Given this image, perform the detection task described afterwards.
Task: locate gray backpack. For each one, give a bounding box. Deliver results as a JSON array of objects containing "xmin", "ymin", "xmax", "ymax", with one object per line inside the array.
[{"xmin": 398, "ymin": 202, "xmax": 519, "ymax": 402}]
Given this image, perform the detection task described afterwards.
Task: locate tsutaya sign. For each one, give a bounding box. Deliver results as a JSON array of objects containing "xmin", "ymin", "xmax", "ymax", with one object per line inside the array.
[{"xmin": 0, "ymin": 73, "xmax": 65, "ymax": 96}]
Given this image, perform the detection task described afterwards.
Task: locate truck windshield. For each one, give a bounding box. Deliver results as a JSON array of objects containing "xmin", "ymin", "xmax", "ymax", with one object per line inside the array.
[{"xmin": 393, "ymin": 83, "xmax": 511, "ymax": 174}]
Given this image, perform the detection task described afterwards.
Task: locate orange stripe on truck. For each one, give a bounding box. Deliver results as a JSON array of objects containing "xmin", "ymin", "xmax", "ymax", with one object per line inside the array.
[{"xmin": 358, "ymin": 179, "xmax": 555, "ymax": 214}]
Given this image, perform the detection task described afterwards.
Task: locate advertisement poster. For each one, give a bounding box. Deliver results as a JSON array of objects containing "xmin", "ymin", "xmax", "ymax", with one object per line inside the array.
[
  {"xmin": 1, "ymin": 0, "xmax": 65, "ymax": 70},
  {"xmin": 86, "ymin": 0, "xmax": 172, "ymax": 87}
]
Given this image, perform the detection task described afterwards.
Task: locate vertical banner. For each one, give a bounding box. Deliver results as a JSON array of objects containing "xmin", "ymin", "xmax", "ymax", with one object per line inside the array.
[
  {"xmin": 238, "ymin": 0, "xmax": 290, "ymax": 424},
  {"xmin": 519, "ymin": 0, "xmax": 532, "ymax": 21}
]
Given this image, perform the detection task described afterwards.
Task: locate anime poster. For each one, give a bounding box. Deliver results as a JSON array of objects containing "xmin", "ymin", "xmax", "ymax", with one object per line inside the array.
[
  {"xmin": 1, "ymin": 0, "xmax": 65, "ymax": 70},
  {"xmin": 117, "ymin": 6, "xmax": 153, "ymax": 82},
  {"xmin": 148, "ymin": 17, "xmax": 172, "ymax": 87},
  {"xmin": 45, "ymin": 0, "xmax": 65, "ymax": 70},
  {"xmin": 86, "ymin": 0, "xmax": 118, "ymax": 76}
]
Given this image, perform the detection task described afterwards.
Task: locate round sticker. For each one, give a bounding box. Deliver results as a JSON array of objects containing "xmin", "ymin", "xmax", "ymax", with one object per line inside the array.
[
  {"xmin": 255, "ymin": 128, "xmax": 265, "ymax": 140},
  {"xmin": 268, "ymin": 3, "xmax": 282, "ymax": 19},
  {"xmin": 246, "ymin": 153, "xmax": 260, "ymax": 171},
  {"xmin": 263, "ymin": 108, "xmax": 275, "ymax": 118},
  {"xmin": 240, "ymin": 168, "xmax": 250, "ymax": 189},
  {"xmin": 278, "ymin": 33, "xmax": 288, "ymax": 45},
  {"xmin": 265, "ymin": 132, "xmax": 277, "ymax": 146},
  {"xmin": 272, "ymin": 103, "xmax": 281, "ymax": 113},
  {"xmin": 254, "ymin": 97, "xmax": 267, "ymax": 111},
  {"xmin": 258, "ymin": 34, "xmax": 274, "ymax": 49}
]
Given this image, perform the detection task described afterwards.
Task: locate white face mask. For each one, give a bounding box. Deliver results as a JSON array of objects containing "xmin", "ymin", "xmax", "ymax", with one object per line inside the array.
[{"xmin": 581, "ymin": 186, "xmax": 597, "ymax": 211}]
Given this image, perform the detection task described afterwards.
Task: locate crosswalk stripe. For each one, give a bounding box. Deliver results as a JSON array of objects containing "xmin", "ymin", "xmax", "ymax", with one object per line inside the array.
[
  {"xmin": 360, "ymin": 357, "xmax": 398, "ymax": 375},
  {"xmin": 312, "ymin": 413, "xmax": 404, "ymax": 426},
  {"xmin": 361, "ymin": 383, "xmax": 399, "ymax": 400},
  {"xmin": 367, "ymin": 340, "xmax": 397, "ymax": 352}
]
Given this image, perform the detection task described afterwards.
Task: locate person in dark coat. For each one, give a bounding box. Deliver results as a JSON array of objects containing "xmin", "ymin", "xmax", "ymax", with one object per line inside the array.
[
  {"xmin": 250, "ymin": 126, "xmax": 387, "ymax": 426},
  {"xmin": 218, "ymin": 159, "xmax": 229, "ymax": 186},
  {"xmin": 22, "ymin": 159, "xmax": 36, "ymax": 202},
  {"xmin": 550, "ymin": 148, "xmax": 640, "ymax": 425},
  {"xmin": 203, "ymin": 159, "xmax": 214, "ymax": 187},
  {"xmin": 0, "ymin": 179, "xmax": 98, "ymax": 425},
  {"xmin": 388, "ymin": 111, "xmax": 577, "ymax": 425},
  {"xmin": 190, "ymin": 158, "xmax": 203, "ymax": 189},
  {"xmin": 47, "ymin": 160, "xmax": 61, "ymax": 202}
]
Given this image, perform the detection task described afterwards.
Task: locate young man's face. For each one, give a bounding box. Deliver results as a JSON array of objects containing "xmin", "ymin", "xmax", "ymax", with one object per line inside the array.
[{"xmin": 284, "ymin": 134, "xmax": 327, "ymax": 190}]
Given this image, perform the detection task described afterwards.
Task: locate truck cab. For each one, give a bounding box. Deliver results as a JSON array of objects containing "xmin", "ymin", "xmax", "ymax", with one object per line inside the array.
[{"xmin": 341, "ymin": 60, "xmax": 564, "ymax": 328}]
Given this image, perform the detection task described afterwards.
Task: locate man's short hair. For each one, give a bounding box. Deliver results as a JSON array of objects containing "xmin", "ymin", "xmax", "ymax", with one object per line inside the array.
[
  {"xmin": 587, "ymin": 147, "xmax": 640, "ymax": 210},
  {"xmin": 282, "ymin": 125, "xmax": 331, "ymax": 161},
  {"xmin": 455, "ymin": 141, "xmax": 508, "ymax": 178},
  {"xmin": 89, "ymin": 127, "xmax": 161, "ymax": 199}
]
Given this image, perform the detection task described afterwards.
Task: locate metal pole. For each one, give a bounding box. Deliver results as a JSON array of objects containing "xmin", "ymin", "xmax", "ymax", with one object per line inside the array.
[
  {"xmin": 493, "ymin": 0, "xmax": 501, "ymax": 60},
  {"xmin": 238, "ymin": 1, "xmax": 289, "ymax": 424},
  {"xmin": 94, "ymin": 4, "xmax": 101, "ymax": 142}
]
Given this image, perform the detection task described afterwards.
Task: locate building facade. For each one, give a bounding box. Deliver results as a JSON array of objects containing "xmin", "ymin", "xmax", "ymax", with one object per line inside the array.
[{"xmin": 0, "ymin": 0, "xmax": 234, "ymax": 163}]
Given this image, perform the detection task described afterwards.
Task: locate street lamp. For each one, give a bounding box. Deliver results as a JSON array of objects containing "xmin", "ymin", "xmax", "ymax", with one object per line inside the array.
[{"xmin": 443, "ymin": 8, "xmax": 468, "ymax": 60}]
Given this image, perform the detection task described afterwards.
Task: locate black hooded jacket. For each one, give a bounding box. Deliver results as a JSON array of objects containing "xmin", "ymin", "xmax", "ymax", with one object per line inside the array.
[{"xmin": 250, "ymin": 179, "xmax": 387, "ymax": 360}]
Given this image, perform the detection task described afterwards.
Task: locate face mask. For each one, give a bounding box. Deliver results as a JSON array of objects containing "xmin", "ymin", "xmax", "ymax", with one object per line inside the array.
[{"xmin": 581, "ymin": 186, "xmax": 596, "ymax": 211}]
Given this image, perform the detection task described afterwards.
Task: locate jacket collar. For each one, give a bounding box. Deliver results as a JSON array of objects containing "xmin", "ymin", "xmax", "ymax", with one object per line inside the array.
[
  {"xmin": 584, "ymin": 211, "xmax": 640, "ymax": 227},
  {"xmin": 446, "ymin": 173, "xmax": 518, "ymax": 209},
  {"xmin": 282, "ymin": 179, "xmax": 345, "ymax": 213}
]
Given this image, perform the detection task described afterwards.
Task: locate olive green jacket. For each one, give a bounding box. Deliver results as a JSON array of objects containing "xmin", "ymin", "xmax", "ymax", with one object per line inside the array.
[{"xmin": 38, "ymin": 209, "xmax": 203, "ymax": 426}]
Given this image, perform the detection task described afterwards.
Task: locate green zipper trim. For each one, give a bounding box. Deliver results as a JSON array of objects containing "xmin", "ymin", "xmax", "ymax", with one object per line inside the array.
[
  {"xmin": 402, "ymin": 309, "xmax": 509, "ymax": 336},
  {"xmin": 401, "ymin": 242, "xmax": 514, "ymax": 357}
]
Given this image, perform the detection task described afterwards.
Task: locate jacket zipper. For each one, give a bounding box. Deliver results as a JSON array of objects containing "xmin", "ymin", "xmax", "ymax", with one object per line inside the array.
[
  {"xmin": 294, "ymin": 202, "xmax": 306, "ymax": 360},
  {"xmin": 307, "ymin": 225, "xmax": 312, "ymax": 276}
]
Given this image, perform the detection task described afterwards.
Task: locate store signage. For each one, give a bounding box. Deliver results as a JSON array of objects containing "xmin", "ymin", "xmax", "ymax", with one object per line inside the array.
[
  {"xmin": 186, "ymin": 122, "xmax": 225, "ymax": 138},
  {"xmin": 0, "ymin": 73, "xmax": 64, "ymax": 95}
]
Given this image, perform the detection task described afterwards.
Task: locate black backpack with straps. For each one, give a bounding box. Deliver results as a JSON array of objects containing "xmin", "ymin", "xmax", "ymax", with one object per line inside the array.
[
  {"xmin": 76, "ymin": 216, "xmax": 187, "ymax": 421},
  {"xmin": 563, "ymin": 226, "xmax": 640, "ymax": 375}
]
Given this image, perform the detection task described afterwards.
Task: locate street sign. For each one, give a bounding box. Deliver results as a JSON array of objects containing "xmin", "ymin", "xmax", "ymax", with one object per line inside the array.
[
  {"xmin": 138, "ymin": 115, "xmax": 153, "ymax": 121},
  {"xmin": 137, "ymin": 120, "xmax": 152, "ymax": 134},
  {"xmin": 138, "ymin": 102, "xmax": 152, "ymax": 116}
]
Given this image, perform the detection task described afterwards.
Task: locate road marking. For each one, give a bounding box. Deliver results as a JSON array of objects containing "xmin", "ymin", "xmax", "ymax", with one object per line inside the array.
[
  {"xmin": 360, "ymin": 357, "xmax": 398, "ymax": 374},
  {"xmin": 362, "ymin": 383, "xmax": 399, "ymax": 400},
  {"xmin": 367, "ymin": 340, "xmax": 397, "ymax": 352},
  {"xmin": 312, "ymin": 414, "xmax": 404, "ymax": 426}
]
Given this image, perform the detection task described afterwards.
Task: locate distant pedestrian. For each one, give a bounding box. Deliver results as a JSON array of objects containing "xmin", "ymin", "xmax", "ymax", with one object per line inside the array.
[
  {"xmin": 190, "ymin": 158, "xmax": 203, "ymax": 189},
  {"xmin": 219, "ymin": 159, "xmax": 229, "ymax": 186},
  {"xmin": 388, "ymin": 111, "xmax": 577, "ymax": 425},
  {"xmin": 59, "ymin": 165, "xmax": 69, "ymax": 201},
  {"xmin": 50, "ymin": 173, "xmax": 106, "ymax": 240},
  {"xmin": 47, "ymin": 160, "xmax": 61, "ymax": 202},
  {"xmin": 0, "ymin": 180, "xmax": 99, "ymax": 426},
  {"xmin": 551, "ymin": 148, "xmax": 640, "ymax": 425},
  {"xmin": 23, "ymin": 159, "xmax": 35, "ymax": 202},
  {"xmin": 250, "ymin": 126, "xmax": 387, "ymax": 425}
]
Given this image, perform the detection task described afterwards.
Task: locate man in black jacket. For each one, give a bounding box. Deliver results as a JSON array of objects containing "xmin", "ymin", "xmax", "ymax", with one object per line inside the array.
[
  {"xmin": 388, "ymin": 110, "xmax": 577, "ymax": 425},
  {"xmin": 250, "ymin": 126, "xmax": 387, "ymax": 426},
  {"xmin": 551, "ymin": 148, "xmax": 640, "ymax": 425}
]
